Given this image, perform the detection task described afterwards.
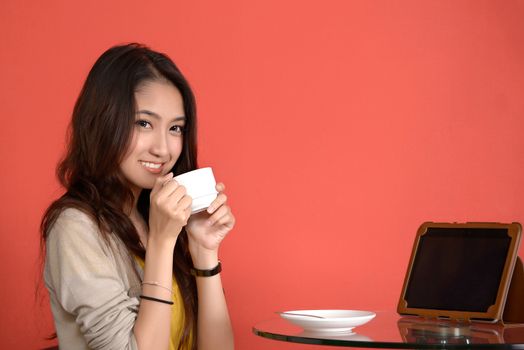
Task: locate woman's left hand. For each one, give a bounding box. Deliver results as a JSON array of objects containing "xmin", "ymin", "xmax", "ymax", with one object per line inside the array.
[{"xmin": 185, "ymin": 183, "xmax": 235, "ymax": 263}]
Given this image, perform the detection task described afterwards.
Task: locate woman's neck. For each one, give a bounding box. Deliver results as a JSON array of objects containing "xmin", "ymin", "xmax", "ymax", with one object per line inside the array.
[
  {"xmin": 127, "ymin": 189, "xmax": 149, "ymax": 248},
  {"xmin": 129, "ymin": 208, "xmax": 149, "ymax": 248}
]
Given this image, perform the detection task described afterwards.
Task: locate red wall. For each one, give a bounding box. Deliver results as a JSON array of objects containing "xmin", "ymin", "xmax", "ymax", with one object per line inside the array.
[{"xmin": 1, "ymin": 1, "xmax": 524, "ymax": 349}]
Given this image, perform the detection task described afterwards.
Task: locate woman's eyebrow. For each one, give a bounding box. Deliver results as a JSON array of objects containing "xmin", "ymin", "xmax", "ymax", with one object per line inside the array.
[{"xmin": 137, "ymin": 109, "xmax": 186, "ymax": 121}]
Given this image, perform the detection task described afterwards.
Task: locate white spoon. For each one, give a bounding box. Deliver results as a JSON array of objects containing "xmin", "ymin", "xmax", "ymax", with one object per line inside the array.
[{"xmin": 276, "ymin": 311, "xmax": 325, "ymax": 319}]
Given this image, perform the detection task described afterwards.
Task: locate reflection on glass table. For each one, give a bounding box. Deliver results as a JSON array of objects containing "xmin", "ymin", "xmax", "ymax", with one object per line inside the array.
[{"xmin": 253, "ymin": 311, "xmax": 524, "ymax": 348}]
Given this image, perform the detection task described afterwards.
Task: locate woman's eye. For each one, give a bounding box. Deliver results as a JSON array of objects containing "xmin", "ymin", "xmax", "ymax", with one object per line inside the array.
[
  {"xmin": 170, "ymin": 125, "xmax": 184, "ymax": 134},
  {"xmin": 136, "ymin": 120, "xmax": 151, "ymax": 128}
]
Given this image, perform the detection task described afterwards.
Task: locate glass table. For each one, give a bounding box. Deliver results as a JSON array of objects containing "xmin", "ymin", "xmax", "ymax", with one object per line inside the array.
[{"xmin": 253, "ymin": 311, "xmax": 524, "ymax": 348}]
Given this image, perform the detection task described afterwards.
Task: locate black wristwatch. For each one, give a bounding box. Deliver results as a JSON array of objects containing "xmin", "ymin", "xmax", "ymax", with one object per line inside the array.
[{"xmin": 190, "ymin": 261, "xmax": 222, "ymax": 277}]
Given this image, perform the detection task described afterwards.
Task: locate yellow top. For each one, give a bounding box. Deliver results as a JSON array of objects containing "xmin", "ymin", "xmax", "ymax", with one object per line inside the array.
[{"xmin": 135, "ymin": 257, "xmax": 193, "ymax": 350}]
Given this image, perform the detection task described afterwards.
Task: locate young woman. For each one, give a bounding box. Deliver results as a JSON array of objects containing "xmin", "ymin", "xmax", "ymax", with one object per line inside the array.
[{"xmin": 41, "ymin": 43, "xmax": 235, "ymax": 350}]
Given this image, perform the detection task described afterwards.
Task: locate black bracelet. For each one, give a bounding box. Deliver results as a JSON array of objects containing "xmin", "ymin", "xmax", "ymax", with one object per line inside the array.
[
  {"xmin": 190, "ymin": 261, "xmax": 222, "ymax": 277},
  {"xmin": 140, "ymin": 295, "xmax": 174, "ymax": 305}
]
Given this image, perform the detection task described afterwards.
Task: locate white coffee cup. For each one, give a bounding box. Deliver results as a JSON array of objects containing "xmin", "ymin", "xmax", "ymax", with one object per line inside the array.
[{"xmin": 174, "ymin": 167, "xmax": 218, "ymax": 214}]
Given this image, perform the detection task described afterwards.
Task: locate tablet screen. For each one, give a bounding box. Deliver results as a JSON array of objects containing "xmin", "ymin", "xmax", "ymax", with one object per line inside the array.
[{"xmin": 404, "ymin": 227, "xmax": 511, "ymax": 312}]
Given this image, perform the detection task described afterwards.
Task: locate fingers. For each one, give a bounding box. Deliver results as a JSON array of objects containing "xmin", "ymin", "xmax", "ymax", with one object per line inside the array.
[
  {"xmin": 151, "ymin": 174, "xmax": 193, "ymax": 219},
  {"xmin": 206, "ymin": 205, "xmax": 234, "ymax": 228},
  {"xmin": 150, "ymin": 172, "xmax": 174, "ymax": 197},
  {"xmin": 159, "ymin": 179, "xmax": 186, "ymax": 202},
  {"xmin": 207, "ymin": 192, "xmax": 227, "ymax": 214},
  {"xmin": 206, "ymin": 183, "xmax": 233, "ymax": 226},
  {"xmin": 152, "ymin": 175, "xmax": 189, "ymax": 203},
  {"xmin": 172, "ymin": 195, "xmax": 192, "ymax": 225},
  {"xmin": 177, "ymin": 194, "xmax": 193, "ymax": 212}
]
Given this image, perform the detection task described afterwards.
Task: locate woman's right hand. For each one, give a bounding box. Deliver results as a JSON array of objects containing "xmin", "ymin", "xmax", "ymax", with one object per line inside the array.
[{"xmin": 148, "ymin": 173, "xmax": 192, "ymax": 246}]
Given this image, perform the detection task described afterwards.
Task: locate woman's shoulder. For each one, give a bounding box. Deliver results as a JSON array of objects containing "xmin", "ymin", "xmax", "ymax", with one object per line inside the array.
[
  {"xmin": 46, "ymin": 207, "xmax": 131, "ymax": 263},
  {"xmin": 52, "ymin": 206, "xmax": 97, "ymax": 228},
  {"xmin": 58, "ymin": 207, "xmax": 95, "ymax": 222},
  {"xmin": 46, "ymin": 207, "xmax": 101, "ymax": 245}
]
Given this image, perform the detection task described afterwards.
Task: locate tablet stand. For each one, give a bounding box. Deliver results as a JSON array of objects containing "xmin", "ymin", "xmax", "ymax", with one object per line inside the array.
[{"xmin": 503, "ymin": 256, "xmax": 524, "ymax": 324}]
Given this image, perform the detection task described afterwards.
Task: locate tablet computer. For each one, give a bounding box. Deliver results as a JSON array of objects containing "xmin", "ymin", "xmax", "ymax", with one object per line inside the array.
[{"xmin": 397, "ymin": 222, "xmax": 522, "ymax": 323}]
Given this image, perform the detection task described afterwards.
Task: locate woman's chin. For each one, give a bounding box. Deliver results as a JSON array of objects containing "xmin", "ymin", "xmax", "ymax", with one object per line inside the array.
[
  {"xmin": 143, "ymin": 182, "xmax": 156, "ymax": 190},
  {"xmin": 131, "ymin": 180, "xmax": 156, "ymax": 192}
]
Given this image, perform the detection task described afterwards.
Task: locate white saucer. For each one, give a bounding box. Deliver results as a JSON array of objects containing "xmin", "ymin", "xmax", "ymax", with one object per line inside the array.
[
  {"xmin": 279, "ymin": 310, "xmax": 376, "ymax": 334},
  {"xmin": 299, "ymin": 330, "xmax": 373, "ymax": 341}
]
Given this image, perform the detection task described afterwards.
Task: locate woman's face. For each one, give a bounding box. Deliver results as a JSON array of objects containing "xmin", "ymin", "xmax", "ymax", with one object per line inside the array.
[{"xmin": 120, "ymin": 80, "xmax": 185, "ymax": 193}]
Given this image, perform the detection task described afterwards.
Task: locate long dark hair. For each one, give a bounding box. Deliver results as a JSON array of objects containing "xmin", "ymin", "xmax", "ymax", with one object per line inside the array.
[{"xmin": 41, "ymin": 43, "xmax": 198, "ymax": 348}]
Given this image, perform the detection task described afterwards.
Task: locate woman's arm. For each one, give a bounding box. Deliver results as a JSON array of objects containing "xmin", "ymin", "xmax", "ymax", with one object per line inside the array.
[
  {"xmin": 134, "ymin": 173, "xmax": 192, "ymax": 350},
  {"xmin": 45, "ymin": 175, "xmax": 191, "ymax": 350},
  {"xmin": 186, "ymin": 183, "xmax": 236, "ymax": 350},
  {"xmin": 192, "ymin": 249, "xmax": 234, "ymax": 350},
  {"xmin": 133, "ymin": 237, "xmax": 175, "ymax": 350},
  {"xmin": 45, "ymin": 209, "xmax": 141, "ymax": 350}
]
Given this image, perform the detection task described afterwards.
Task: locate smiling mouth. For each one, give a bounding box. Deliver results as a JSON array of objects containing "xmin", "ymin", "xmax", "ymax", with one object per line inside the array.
[{"xmin": 140, "ymin": 161, "xmax": 163, "ymax": 173}]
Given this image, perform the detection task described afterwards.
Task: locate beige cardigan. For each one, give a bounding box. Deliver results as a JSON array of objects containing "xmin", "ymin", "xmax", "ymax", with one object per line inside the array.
[{"xmin": 44, "ymin": 208, "xmax": 143, "ymax": 349}]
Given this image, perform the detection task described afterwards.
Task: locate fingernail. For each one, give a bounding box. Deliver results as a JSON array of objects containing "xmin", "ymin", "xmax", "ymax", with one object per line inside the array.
[{"xmin": 207, "ymin": 206, "xmax": 214, "ymax": 214}]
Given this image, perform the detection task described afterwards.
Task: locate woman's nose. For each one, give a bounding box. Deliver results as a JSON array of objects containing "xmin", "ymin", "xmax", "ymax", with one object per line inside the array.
[{"xmin": 150, "ymin": 132, "xmax": 169, "ymax": 157}]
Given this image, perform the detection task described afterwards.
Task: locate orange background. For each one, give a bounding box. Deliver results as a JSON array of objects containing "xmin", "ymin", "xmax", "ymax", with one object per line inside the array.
[{"xmin": 1, "ymin": 1, "xmax": 524, "ymax": 349}]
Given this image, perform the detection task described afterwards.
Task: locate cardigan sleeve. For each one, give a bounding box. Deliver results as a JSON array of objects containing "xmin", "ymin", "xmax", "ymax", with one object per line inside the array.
[{"xmin": 45, "ymin": 208, "xmax": 139, "ymax": 350}]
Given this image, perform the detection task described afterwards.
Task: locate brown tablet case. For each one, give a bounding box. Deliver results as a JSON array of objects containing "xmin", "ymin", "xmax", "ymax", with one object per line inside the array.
[
  {"xmin": 502, "ymin": 255, "xmax": 524, "ymax": 323},
  {"xmin": 397, "ymin": 222, "xmax": 523, "ymax": 324}
]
